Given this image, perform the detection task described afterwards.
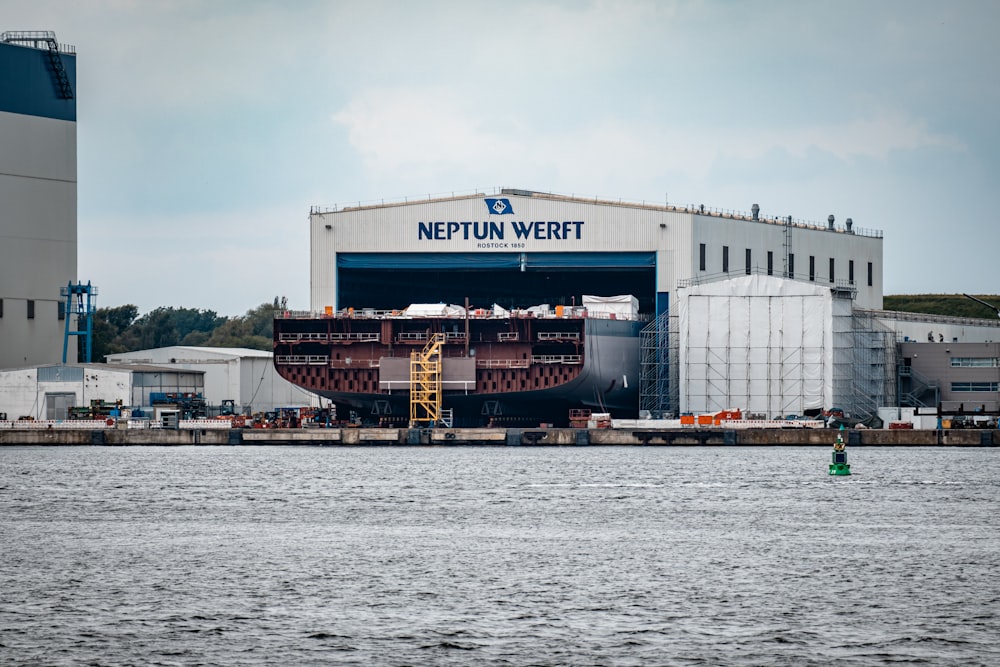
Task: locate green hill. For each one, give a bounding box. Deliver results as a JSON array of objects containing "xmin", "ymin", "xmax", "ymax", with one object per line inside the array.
[{"xmin": 883, "ymin": 294, "xmax": 1000, "ymax": 319}]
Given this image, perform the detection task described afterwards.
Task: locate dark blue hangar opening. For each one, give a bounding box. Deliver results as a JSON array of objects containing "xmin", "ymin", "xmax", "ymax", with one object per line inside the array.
[{"xmin": 336, "ymin": 252, "xmax": 657, "ymax": 313}]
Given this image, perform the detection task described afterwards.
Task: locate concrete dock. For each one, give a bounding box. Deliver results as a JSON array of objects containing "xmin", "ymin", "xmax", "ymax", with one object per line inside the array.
[{"xmin": 1, "ymin": 426, "xmax": 998, "ymax": 447}]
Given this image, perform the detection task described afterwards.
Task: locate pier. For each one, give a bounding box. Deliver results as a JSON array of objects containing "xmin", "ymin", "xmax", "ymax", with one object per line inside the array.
[{"xmin": 1, "ymin": 425, "xmax": 997, "ymax": 447}]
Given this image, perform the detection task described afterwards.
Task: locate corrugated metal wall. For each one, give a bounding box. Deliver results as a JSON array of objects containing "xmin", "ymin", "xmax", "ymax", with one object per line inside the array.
[{"xmin": 309, "ymin": 192, "xmax": 883, "ymax": 312}]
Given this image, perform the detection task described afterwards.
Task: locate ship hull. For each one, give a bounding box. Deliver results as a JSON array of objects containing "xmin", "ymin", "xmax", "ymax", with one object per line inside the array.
[{"xmin": 274, "ymin": 310, "xmax": 643, "ymax": 426}]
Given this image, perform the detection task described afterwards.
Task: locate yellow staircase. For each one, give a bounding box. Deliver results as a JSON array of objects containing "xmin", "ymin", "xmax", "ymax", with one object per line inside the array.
[{"xmin": 410, "ymin": 333, "xmax": 445, "ymax": 426}]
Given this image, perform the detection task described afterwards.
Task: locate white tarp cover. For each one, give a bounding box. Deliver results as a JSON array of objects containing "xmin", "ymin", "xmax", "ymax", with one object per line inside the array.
[
  {"xmin": 525, "ymin": 304, "xmax": 551, "ymax": 317},
  {"xmin": 678, "ymin": 275, "xmax": 849, "ymax": 417},
  {"xmin": 582, "ymin": 294, "xmax": 639, "ymax": 318},
  {"xmin": 402, "ymin": 303, "xmax": 466, "ymax": 317}
]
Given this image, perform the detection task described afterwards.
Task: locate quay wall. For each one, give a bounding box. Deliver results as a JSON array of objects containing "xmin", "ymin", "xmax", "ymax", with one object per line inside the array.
[{"xmin": 1, "ymin": 427, "xmax": 998, "ymax": 447}]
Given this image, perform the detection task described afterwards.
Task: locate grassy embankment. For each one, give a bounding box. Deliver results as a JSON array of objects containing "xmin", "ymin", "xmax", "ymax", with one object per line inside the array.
[{"xmin": 883, "ymin": 294, "xmax": 1000, "ymax": 319}]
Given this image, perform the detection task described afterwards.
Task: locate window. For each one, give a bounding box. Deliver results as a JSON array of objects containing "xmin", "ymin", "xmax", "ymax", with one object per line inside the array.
[
  {"xmin": 809, "ymin": 256, "xmax": 815, "ymax": 281},
  {"xmin": 767, "ymin": 251, "xmax": 774, "ymax": 276},
  {"xmin": 58, "ymin": 301, "xmax": 66, "ymax": 321},
  {"xmin": 722, "ymin": 246, "xmax": 729, "ymax": 273},
  {"xmin": 0, "ymin": 298, "xmax": 3, "ymax": 318},
  {"xmin": 27, "ymin": 300, "xmax": 35, "ymax": 320},
  {"xmin": 829, "ymin": 258, "xmax": 835, "ymax": 283},
  {"xmin": 952, "ymin": 382, "xmax": 1000, "ymax": 392},
  {"xmin": 745, "ymin": 248, "xmax": 752, "ymax": 275},
  {"xmin": 788, "ymin": 253, "xmax": 795, "ymax": 279},
  {"xmin": 951, "ymin": 357, "xmax": 1000, "ymax": 367},
  {"xmin": 867, "ymin": 262, "xmax": 873, "ymax": 287},
  {"xmin": 699, "ymin": 243, "xmax": 706, "ymax": 271},
  {"xmin": 849, "ymin": 260, "xmax": 855, "ymax": 285}
]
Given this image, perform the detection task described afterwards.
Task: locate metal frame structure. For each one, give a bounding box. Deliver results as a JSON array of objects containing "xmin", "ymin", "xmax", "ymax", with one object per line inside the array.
[
  {"xmin": 61, "ymin": 281, "xmax": 97, "ymax": 364},
  {"xmin": 409, "ymin": 334, "xmax": 444, "ymax": 426}
]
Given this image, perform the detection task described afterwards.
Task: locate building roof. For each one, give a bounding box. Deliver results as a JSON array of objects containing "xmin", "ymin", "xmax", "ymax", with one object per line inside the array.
[
  {"xmin": 0, "ymin": 362, "xmax": 203, "ymax": 375},
  {"xmin": 107, "ymin": 346, "xmax": 273, "ymax": 362}
]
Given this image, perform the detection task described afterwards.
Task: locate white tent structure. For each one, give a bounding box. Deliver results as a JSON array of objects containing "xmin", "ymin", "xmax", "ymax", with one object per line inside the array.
[
  {"xmin": 583, "ymin": 294, "xmax": 639, "ymax": 319},
  {"xmin": 678, "ymin": 275, "xmax": 855, "ymax": 417}
]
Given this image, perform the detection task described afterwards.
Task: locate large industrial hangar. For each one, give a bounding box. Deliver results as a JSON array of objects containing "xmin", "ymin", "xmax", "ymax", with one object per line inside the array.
[
  {"xmin": 305, "ymin": 188, "xmax": 896, "ymax": 420},
  {"xmin": 0, "ymin": 32, "xmax": 78, "ymax": 369},
  {"xmin": 311, "ymin": 188, "xmax": 884, "ymax": 316}
]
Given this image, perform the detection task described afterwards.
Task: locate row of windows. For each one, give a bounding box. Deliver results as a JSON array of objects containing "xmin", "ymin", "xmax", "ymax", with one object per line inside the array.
[
  {"xmin": 698, "ymin": 245, "xmax": 874, "ymax": 286},
  {"xmin": 0, "ymin": 299, "xmax": 65, "ymax": 320},
  {"xmin": 951, "ymin": 382, "xmax": 1000, "ymax": 392},
  {"xmin": 951, "ymin": 357, "xmax": 1000, "ymax": 367}
]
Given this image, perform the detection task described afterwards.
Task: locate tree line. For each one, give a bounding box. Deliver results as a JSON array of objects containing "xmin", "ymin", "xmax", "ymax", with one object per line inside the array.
[
  {"xmin": 84, "ymin": 293, "xmax": 1000, "ymax": 362},
  {"xmin": 89, "ymin": 299, "xmax": 284, "ymax": 361}
]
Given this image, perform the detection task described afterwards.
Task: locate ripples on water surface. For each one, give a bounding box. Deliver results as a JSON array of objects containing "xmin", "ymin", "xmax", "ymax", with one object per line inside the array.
[{"xmin": 1, "ymin": 445, "xmax": 998, "ymax": 666}]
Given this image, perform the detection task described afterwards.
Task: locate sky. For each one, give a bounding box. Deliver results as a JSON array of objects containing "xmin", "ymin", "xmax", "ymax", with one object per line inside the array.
[{"xmin": 6, "ymin": 0, "xmax": 1000, "ymax": 317}]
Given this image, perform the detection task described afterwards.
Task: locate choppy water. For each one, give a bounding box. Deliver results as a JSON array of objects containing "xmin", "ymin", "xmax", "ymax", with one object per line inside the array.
[{"xmin": 1, "ymin": 445, "xmax": 998, "ymax": 666}]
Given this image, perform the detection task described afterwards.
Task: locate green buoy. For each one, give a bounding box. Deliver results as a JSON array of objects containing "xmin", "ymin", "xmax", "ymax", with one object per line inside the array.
[{"xmin": 829, "ymin": 425, "xmax": 851, "ymax": 476}]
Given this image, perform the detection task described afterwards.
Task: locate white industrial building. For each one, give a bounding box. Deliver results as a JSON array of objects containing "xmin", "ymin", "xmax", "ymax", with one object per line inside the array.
[
  {"xmin": 106, "ymin": 346, "xmax": 321, "ymax": 414},
  {"xmin": 303, "ymin": 188, "xmax": 1000, "ymax": 422},
  {"xmin": 307, "ymin": 188, "xmax": 890, "ymax": 418},
  {"xmin": 311, "ymin": 189, "xmax": 884, "ymax": 315},
  {"xmin": 0, "ymin": 363, "xmax": 204, "ymax": 421},
  {"xmin": 0, "ymin": 32, "xmax": 78, "ymax": 369}
]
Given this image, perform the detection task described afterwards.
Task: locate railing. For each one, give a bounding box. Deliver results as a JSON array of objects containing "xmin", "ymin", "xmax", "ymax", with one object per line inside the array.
[
  {"xmin": 396, "ymin": 332, "xmax": 428, "ymax": 343},
  {"xmin": 309, "ymin": 187, "xmax": 882, "ymax": 238},
  {"xmin": 497, "ymin": 332, "xmax": 520, "ymax": 341},
  {"xmin": 274, "ymin": 354, "xmax": 329, "ymax": 365},
  {"xmin": 537, "ymin": 331, "xmax": 580, "ymax": 341},
  {"xmin": 531, "ymin": 354, "xmax": 583, "ymax": 365},
  {"xmin": 329, "ymin": 359, "xmax": 380, "ymax": 368},
  {"xmin": 1, "ymin": 419, "xmax": 111, "ymax": 429},
  {"xmin": 276, "ymin": 307, "xmax": 648, "ymax": 322},
  {"xmin": 1, "ymin": 30, "xmax": 76, "ymax": 54},
  {"xmin": 0, "ymin": 419, "xmax": 248, "ymax": 430},
  {"xmin": 278, "ymin": 332, "xmax": 329, "ymax": 342},
  {"xmin": 864, "ymin": 308, "xmax": 1000, "ymax": 329},
  {"xmin": 329, "ymin": 332, "xmax": 381, "ymax": 342},
  {"xmin": 679, "ymin": 267, "xmax": 859, "ymax": 297},
  {"xmin": 476, "ymin": 359, "xmax": 530, "ymax": 369},
  {"xmin": 379, "ymin": 380, "xmax": 477, "ymax": 391}
]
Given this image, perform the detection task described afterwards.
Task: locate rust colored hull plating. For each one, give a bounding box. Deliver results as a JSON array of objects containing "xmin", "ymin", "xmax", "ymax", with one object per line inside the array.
[{"xmin": 273, "ymin": 310, "xmax": 642, "ymax": 424}]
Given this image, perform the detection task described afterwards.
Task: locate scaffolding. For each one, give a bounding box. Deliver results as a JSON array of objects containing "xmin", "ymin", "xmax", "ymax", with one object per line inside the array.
[
  {"xmin": 850, "ymin": 310, "xmax": 898, "ymax": 418},
  {"xmin": 61, "ymin": 281, "xmax": 97, "ymax": 364},
  {"xmin": 678, "ymin": 288, "xmax": 835, "ymax": 417},
  {"xmin": 639, "ymin": 310, "xmax": 676, "ymax": 417},
  {"xmin": 409, "ymin": 333, "xmax": 445, "ymax": 426},
  {"xmin": 641, "ymin": 274, "xmax": 896, "ymax": 420}
]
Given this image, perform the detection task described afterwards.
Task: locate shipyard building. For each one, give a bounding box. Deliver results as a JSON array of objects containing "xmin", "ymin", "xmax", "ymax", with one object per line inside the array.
[
  {"xmin": 106, "ymin": 346, "xmax": 322, "ymax": 415},
  {"xmin": 0, "ymin": 32, "xmax": 77, "ymax": 369},
  {"xmin": 293, "ymin": 188, "xmax": 1000, "ymax": 424},
  {"xmin": 285, "ymin": 188, "xmax": 911, "ymax": 424}
]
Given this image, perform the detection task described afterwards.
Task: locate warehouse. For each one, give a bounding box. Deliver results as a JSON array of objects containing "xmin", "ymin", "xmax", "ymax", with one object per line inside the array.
[
  {"xmin": 0, "ymin": 363, "xmax": 203, "ymax": 421},
  {"xmin": 107, "ymin": 346, "xmax": 321, "ymax": 415}
]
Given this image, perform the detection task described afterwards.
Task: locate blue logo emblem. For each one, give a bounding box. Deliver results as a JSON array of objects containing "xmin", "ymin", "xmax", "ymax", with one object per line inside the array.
[{"xmin": 485, "ymin": 198, "xmax": 514, "ymax": 215}]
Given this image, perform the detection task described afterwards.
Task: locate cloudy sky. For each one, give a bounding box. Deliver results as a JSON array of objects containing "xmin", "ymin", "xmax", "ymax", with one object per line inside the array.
[{"xmin": 7, "ymin": 0, "xmax": 999, "ymax": 316}]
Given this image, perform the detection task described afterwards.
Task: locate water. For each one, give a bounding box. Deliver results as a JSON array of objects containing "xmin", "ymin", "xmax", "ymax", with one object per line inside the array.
[{"xmin": 1, "ymin": 445, "xmax": 998, "ymax": 666}]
